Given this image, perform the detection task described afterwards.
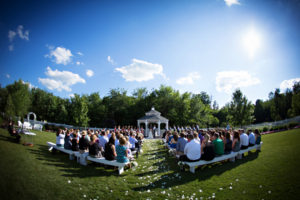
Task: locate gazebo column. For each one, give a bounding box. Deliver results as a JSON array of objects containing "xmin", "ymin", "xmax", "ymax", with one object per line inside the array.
[
  {"xmin": 145, "ymin": 120, "xmax": 148, "ymax": 137},
  {"xmin": 158, "ymin": 121, "xmax": 161, "ymax": 137},
  {"xmin": 166, "ymin": 121, "xmax": 169, "ymax": 130},
  {"xmin": 137, "ymin": 120, "xmax": 140, "ymax": 129}
]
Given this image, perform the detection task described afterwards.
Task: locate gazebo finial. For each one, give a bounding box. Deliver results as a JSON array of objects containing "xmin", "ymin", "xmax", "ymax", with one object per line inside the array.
[{"xmin": 151, "ymin": 106, "xmax": 155, "ymax": 110}]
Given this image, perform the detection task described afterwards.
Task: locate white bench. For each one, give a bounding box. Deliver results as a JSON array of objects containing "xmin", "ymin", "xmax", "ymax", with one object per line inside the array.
[
  {"xmin": 237, "ymin": 142, "xmax": 263, "ymax": 159},
  {"xmin": 182, "ymin": 142, "xmax": 263, "ymax": 173},
  {"xmin": 86, "ymin": 156, "xmax": 130, "ymax": 175},
  {"xmin": 47, "ymin": 142, "xmax": 77, "ymax": 160}
]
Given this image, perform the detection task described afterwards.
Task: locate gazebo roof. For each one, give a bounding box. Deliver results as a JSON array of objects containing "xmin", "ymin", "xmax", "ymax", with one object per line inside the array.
[{"xmin": 138, "ymin": 107, "xmax": 168, "ymax": 123}]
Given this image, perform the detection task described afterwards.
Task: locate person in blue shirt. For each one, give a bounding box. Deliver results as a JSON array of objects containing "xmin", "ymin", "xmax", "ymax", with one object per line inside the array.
[
  {"xmin": 248, "ymin": 129, "xmax": 256, "ymax": 146},
  {"xmin": 254, "ymin": 129, "xmax": 261, "ymax": 145}
]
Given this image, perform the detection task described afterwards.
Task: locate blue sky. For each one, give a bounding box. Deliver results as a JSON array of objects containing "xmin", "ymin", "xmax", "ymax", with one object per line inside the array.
[{"xmin": 1, "ymin": 0, "xmax": 300, "ymax": 107}]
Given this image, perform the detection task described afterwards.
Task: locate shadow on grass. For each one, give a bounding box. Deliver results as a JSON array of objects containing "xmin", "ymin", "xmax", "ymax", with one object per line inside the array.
[
  {"xmin": 133, "ymin": 150, "xmax": 261, "ymax": 191},
  {"xmin": 27, "ymin": 144, "xmax": 122, "ymax": 178}
]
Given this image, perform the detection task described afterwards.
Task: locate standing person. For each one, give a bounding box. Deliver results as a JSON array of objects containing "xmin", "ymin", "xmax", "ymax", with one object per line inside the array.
[
  {"xmin": 240, "ymin": 129, "xmax": 249, "ymax": 150},
  {"xmin": 212, "ymin": 132, "xmax": 224, "ymax": 156},
  {"xmin": 8, "ymin": 121, "xmax": 21, "ymax": 143},
  {"xmin": 116, "ymin": 136, "xmax": 130, "ymax": 163},
  {"xmin": 56, "ymin": 129, "xmax": 65, "ymax": 147}
]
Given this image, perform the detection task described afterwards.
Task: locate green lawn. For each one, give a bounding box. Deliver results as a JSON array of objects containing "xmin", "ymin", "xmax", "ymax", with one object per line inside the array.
[{"xmin": 0, "ymin": 128, "xmax": 300, "ymax": 200}]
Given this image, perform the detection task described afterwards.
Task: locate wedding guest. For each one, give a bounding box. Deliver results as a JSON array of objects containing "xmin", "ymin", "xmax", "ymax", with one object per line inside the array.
[
  {"xmin": 71, "ymin": 132, "xmax": 79, "ymax": 151},
  {"xmin": 232, "ymin": 131, "xmax": 240, "ymax": 152},
  {"xmin": 56, "ymin": 129, "xmax": 65, "ymax": 147},
  {"xmin": 104, "ymin": 136, "xmax": 117, "ymax": 160},
  {"xmin": 116, "ymin": 136, "xmax": 130, "ymax": 163},
  {"xmin": 64, "ymin": 130, "xmax": 72, "ymax": 150},
  {"xmin": 254, "ymin": 129, "xmax": 261, "ymax": 145},
  {"xmin": 212, "ymin": 132, "xmax": 224, "ymax": 156},
  {"xmin": 79, "ymin": 131, "xmax": 89, "ymax": 153},
  {"xmin": 224, "ymin": 132, "xmax": 232, "ymax": 154},
  {"xmin": 176, "ymin": 132, "xmax": 187, "ymax": 156},
  {"xmin": 240, "ymin": 129, "xmax": 249, "ymax": 150},
  {"xmin": 89, "ymin": 134, "xmax": 101, "ymax": 158}
]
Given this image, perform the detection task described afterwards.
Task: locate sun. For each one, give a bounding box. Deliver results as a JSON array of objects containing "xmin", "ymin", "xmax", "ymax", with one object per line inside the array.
[{"xmin": 242, "ymin": 27, "xmax": 262, "ymax": 58}]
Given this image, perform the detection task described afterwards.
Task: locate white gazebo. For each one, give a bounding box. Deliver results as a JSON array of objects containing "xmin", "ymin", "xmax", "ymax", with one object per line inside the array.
[{"xmin": 137, "ymin": 107, "xmax": 169, "ymax": 138}]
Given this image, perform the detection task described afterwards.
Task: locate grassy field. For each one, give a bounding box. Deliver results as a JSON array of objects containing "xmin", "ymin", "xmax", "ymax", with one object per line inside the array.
[{"xmin": 0, "ymin": 128, "xmax": 300, "ymax": 200}]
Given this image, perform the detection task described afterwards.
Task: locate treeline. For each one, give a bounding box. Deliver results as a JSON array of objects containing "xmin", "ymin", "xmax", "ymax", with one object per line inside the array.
[{"xmin": 0, "ymin": 79, "xmax": 300, "ymax": 128}]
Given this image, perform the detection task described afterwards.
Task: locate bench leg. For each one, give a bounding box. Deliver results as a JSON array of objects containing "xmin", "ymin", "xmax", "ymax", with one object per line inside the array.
[
  {"xmin": 80, "ymin": 155, "xmax": 87, "ymax": 166},
  {"xmin": 69, "ymin": 154, "xmax": 74, "ymax": 160},
  {"xmin": 119, "ymin": 167, "xmax": 124, "ymax": 175},
  {"xmin": 237, "ymin": 154, "xmax": 242, "ymax": 159},
  {"xmin": 48, "ymin": 146, "xmax": 53, "ymax": 151},
  {"xmin": 256, "ymin": 145, "xmax": 261, "ymax": 151},
  {"xmin": 189, "ymin": 166, "xmax": 195, "ymax": 173}
]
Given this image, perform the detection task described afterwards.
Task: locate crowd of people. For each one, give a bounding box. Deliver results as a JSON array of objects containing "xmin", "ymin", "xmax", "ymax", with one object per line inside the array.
[
  {"xmin": 163, "ymin": 128, "xmax": 261, "ymax": 167},
  {"xmin": 55, "ymin": 127, "xmax": 144, "ymax": 164}
]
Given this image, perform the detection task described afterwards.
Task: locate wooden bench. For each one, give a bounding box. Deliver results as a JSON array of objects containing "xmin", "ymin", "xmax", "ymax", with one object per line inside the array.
[
  {"xmin": 47, "ymin": 142, "xmax": 77, "ymax": 160},
  {"xmin": 182, "ymin": 142, "xmax": 263, "ymax": 173},
  {"xmin": 86, "ymin": 156, "xmax": 130, "ymax": 175}
]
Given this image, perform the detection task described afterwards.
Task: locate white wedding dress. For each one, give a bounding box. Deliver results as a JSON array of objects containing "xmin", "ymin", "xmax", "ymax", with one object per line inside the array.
[{"xmin": 148, "ymin": 130, "xmax": 153, "ymax": 139}]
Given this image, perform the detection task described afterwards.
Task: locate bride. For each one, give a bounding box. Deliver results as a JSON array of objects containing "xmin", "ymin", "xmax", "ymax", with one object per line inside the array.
[{"xmin": 148, "ymin": 129, "xmax": 153, "ymax": 139}]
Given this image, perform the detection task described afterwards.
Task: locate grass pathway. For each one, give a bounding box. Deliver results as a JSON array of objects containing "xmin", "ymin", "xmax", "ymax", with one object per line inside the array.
[{"xmin": 1, "ymin": 128, "xmax": 300, "ymax": 199}]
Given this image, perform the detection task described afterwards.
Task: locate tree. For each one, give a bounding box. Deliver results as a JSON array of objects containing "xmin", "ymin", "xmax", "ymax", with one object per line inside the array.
[
  {"xmin": 70, "ymin": 94, "xmax": 89, "ymax": 127},
  {"xmin": 291, "ymin": 81, "xmax": 300, "ymax": 116},
  {"xmin": 87, "ymin": 92, "xmax": 105, "ymax": 127},
  {"xmin": 228, "ymin": 89, "xmax": 254, "ymax": 127},
  {"xmin": 5, "ymin": 94, "xmax": 15, "ymax": 118},
  {"xmin": 5, "ymin": 80, "xmax": 31, "ymax": 118}
]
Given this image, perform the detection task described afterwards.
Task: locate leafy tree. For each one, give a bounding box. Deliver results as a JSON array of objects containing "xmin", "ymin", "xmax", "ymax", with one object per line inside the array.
[
  {"xmin": 70, "ymin": 94, "xmax": 89, "ymax": 127},
  {"xmin": 5, "ymin": 80, "xmax": 31, "ymax": 118},
  {"xmin": 228, "ymin": 89, "xmax": 254, "ymax": 127},
  {"xmin": 291, "ymin": 81, "xmax": 300, "ymax": 116}
]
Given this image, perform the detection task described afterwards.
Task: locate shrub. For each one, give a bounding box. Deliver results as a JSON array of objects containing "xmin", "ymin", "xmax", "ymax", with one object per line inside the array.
[
  {"xmin": 263, "ymin": 127, "xmax": 269, "ymax": 132},
  {"xmin": 288, "ymin": 122, "xmax": 299, "ymax": 129}
]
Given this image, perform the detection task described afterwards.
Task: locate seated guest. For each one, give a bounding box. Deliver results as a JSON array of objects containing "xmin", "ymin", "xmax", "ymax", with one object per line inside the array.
[
  {"xmin": 200, "ymin": 134, "xmax": 215, "ymax": 161},
  {"xmin": 129, "ymin": 132, "xmax": 138, "ymax": 151},
  {"xmin": 212, "ymin": 132, "xmax": 224, "ymax": 156},
  {"xmin": 104, "ymin": 136, "xmax": 117, "ymax": 160},
  {"xmin": 254, "ymin": 129, "xmax": 261, "ymax": 145},
  {"xmin": 98, "ymin": 130, "xmax": 109, "ymax": 153},
  {"xmin": 71, "ymin": 132, "xmax": 79, "ymax": 151},
  {"xmin": 79, "ymin": 131, "xmax": 89, "ymax": 153},
  {"xmin": 56, "ymin": 129, "xmax": 65, "ymax": 147},
  {"xmin": 224, "ymin": 132, "xmax": 232, "ymax": 154},
  {"xmin": 89, "ymin": 135, "xmax": 101, "ymax": 158},
  {"xmin": 170, "ymin": 133, "xmax": 178, "ymax": 149},
  {"xmin": 64, "ymin": 130, "xmax": 72, "ymax": 150},
  {"xmin": 135, "ymin": 134, "xmax": 143, "ymax": 158},
  {"xmin": 248, "ymin": 129, "xmax": 256, "ymax": 146},
  {"xmin": 8, "ymin": 121, "xmax": 21, "ymax": 143},
  {"xmin": 179, "ymin": 134, "xmax": 201, "ymax": 163},
  {"xmin": 116, "ymin": 136, "xmax": 130, "ymax": 163},
  {"xmin": 232, "ymin": 131, "xmax": 240, "ymax": 152},
  {"xmin": 239, "ymin": 129, "xmax": 249, "ymax": 150},
  {"xmin": 193, "ymin": 132, "xmax": 200, "ymax": 143},
  {"xmin": 176, "ymin": 132, "xmax": 187, "ymax": 156}
]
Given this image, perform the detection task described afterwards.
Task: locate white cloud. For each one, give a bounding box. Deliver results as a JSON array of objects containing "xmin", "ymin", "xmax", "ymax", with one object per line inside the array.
[
  {"xmin": 176, "ymin": 72, "xmax": 201, "ymax": 85},
  {"xmin": 7, "ymin": 25, "xmax": 29, "ymax": 51},
  {"xmin": 224, "ymin": 0, "xmax": 240, "ymax": 7},
  {"xmin": 86, "ymin": 69, "xmax": 94, "ymax": 77},
  {"xmin": 69, "ymin": 93, "xmax": 75, "ymax": 98},
  {"xmin": 107, "ymin": 56, "xmax": 116, "ymax": 65},
  {"xmin": 77, "ymin": 52, "xmax": 83, "ymax": 56},
  {"xmin": 115, "ymin": 58, "xmax": 165, "ymax": 82},
  {"xmin": 47, "ymin": 46, "xmax": 73, "ymax": 65},
  {"xmin": 76, "ymin": 61, "xmax": 84, "ymax": 66},
  {"xmin": 17, "ymin": 25, "xmax": 29, "ymax": 40},
  {"xmin": 216, "ymin": 71, "xmax": 260, "ymax": 94},
  {"xmin": 8, "ymin": 45, "xmax": 14, "ymax": 51},
  {"xmin": 38, "ymin": 66, "xmax": 85, "ymax": 92},
  {"xmin": 8, "ymin": 30, "xmax": 16, "ymax": 42},
  {"xmin": 6, "ymin": 74, "xmax": 10, "ymax": 78},
  {"xmin": 280, "ymin": 78, "xmax": 300, "ymax": 92}
]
